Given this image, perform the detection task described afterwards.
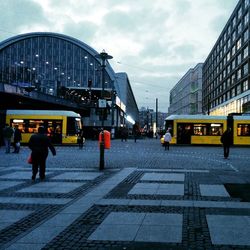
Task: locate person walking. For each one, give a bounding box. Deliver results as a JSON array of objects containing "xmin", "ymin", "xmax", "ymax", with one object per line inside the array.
[
  {"xmin": 133, "ymin": 122, "xmax": 140, "ymax": 143},
  {"xmin": 2, "ymin": 124, "xmax": 14, "ymax": 154},
  {"xmin": 13, "ymin": 125, "xmax": 22, "ymax": 153},
  {"xmin": 164, "ymin": 130, "xmax": 172, "ymax": 150},
  {"xmin": 77, "ymin": 129, "xmax": 85, "ymax": 149},
  {"xmin": 28, "ymin": 126, "xmax": 56, "ymax": 181},
  {"xmin": 220, "ymin": 128, "xmax": 233, "ymax": 159}
]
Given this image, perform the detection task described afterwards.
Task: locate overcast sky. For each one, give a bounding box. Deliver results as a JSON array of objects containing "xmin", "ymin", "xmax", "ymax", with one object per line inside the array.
[{"xmin": 0, "ymin": 0, "xmax": 239, "ymax": 112}]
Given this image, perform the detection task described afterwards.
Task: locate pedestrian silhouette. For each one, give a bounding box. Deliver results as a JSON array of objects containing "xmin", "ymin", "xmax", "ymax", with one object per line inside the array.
[{"xmin": 28, "ymin": 126, "xmax": 56, "ymax": 181}]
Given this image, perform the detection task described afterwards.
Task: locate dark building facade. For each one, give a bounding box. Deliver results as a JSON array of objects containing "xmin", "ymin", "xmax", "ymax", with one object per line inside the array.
[
  {"xmin": 203, "ymin": 0, "xmax": 250, "ymax": 115},
  {"xmin": 0, "ymin": 32, "xmax": 139, "ymax": 137}
]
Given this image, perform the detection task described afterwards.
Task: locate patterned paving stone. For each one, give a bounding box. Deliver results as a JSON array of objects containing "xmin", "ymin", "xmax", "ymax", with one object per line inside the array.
[
  {"xmin": 0, "ymin": 210, "xmax": 33, "ymax": 230},
  {"xmin": 51, "ymin": 172, "xmax": 102, "ymax": 180},
  {"xmin": 200, "ymin": 184, "xmax": 230, "ymax": 197},
  {"xmin": 0, "ymin": 181, "xmax": 24, "ymax": 191},
  {"xmin": 17, "ymin": 182, "xmax": 85, "ymax": 193},
  {"xmin": 206, "ymin": 215, "xmax": 250, "ymax": 246}
]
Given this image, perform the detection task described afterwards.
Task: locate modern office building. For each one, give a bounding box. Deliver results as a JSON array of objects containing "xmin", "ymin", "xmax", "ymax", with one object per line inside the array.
[
  {"xmin": 203, "ymin": 0, "xmax": 250, "ymax": 115},
  {"xmin": 0, "ymin": 32, "xmax": 139, "ymax": 136},
  {"xmin": 168, "ymin": 63, "xmax": 203, "ymax": 115}
]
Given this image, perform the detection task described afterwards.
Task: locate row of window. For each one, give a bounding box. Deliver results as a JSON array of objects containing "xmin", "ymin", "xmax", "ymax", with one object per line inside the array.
[{"xmin": 0, "ymin": 36, "xmax": 112, "ymax": 90}]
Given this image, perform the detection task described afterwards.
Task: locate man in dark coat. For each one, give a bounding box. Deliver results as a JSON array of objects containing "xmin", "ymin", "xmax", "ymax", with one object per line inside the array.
[
  {"xmin": 220, "ymin": 128, "xmax": 233, "ymax": 159},
  {"xmin": 13, "ymin": 125, "xmax": 22, "ymax": 153},
  {"xmin": 28, "ymin": 126, "xmax": 56, "ymax": 181},
  {"xmin": 2, "ymin": 124, "xmax": 14, "ymax": 153}
]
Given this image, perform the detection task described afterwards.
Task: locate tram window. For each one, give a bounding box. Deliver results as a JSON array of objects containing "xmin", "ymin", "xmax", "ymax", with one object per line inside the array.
[
  {"xmin": 10, "ymin": 119, "xmax": 25, "ymax": 133},
  {"xmin": 210, "ymin": 123, "xmax": 223, "ymax": 136},
  {"xmin": 193, "ymin": 124, "xmax": 207, "ymax": 135},
  {"xmin": 67, "ymin": 117, "xmax": 79, "ymax": 135},
  {"xmin": 28, "ymin": 120, "xmax": 44, "ymax": 133},
  {"xmin": 237, "ymin": 124, "xmax": 250, "ymax": 136}
]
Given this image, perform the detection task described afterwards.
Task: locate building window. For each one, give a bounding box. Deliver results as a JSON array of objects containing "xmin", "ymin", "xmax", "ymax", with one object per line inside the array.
[
  {"xmin": 245, "ymin": 0, "xmax": 250, "ymax": 8},
  {"xmin": 238, "ymin": 22, "xmax": 242, "ymax": 34},
  {"xmin": 231, "ymin": 88, "xmax": 235, "ymax": 97},
  {"xmin": 232, "ymin": 45, "xmax": 236, "ymax": 56},
  {"xmin": 237, "ymin": 38, "xmax": 242, "ymax": 50},
  {"xmin": 238, "ymin": 7, "xmax": 242, "ymax": 19},
  {"xmin": 243, "ymin": 46, "xmax": 249, "ymax": 59},
  {"xmin": 227, "ymin": 51, "xmax": 230, "ymax": 62},
  {"xmin": 232, "ymin": 16, "xmax": 236, "ymax": 27},
  {"xmin": 232, "ymin": 31, "xmax": 236, "ymax": 41},
  {"xmin": 237, "ymin": 68, "xmax": 242, "ymax": 79},
  {"xmin": 227, "ymin": 91, "xmax": 231, "ymax": 99},
  {"xmin": 244, "ymin": 13, "xmax": 249, "ymax": 26},
  {"xmin": 232, "ymin": 59, "xmax": 236, "ymax": 69},
  {"xmin": 237, "ymin": 53, "xmax": 242, "ymax": 65},
  {"xmin": 243, "ymin": 62, "xmax": 249, "ymax": 75},
  {"xmin": 243, "ymin": 80, "xmax": 248, "ymax": 91},
  {"xmin": 227, "ymin": 25, "xmax": 231, "ymax": 35},
  {"xmin": 244, "ymin": 29, "xmax": 249, "ymax": 42},
  {"xmin": 227, "ymin": 64, "xmax": 231, "ymax": 74},
  {"xmin": 237, "ymin": 84, "xmax": 242, "ymax": 95}
]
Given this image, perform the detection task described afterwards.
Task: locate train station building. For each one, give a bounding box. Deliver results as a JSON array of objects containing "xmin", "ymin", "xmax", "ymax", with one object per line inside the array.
[{"xmin": 0, "ymin": 32, "xmax": 139, "ymax": 138}]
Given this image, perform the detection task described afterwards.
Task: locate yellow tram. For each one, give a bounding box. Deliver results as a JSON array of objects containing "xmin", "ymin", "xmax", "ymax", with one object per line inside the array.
[
  {"xmin": 6, "ymin": 110, "xmax": 82, "ymax": 144},
  {"xmin": 163, "ymin": 114, "xmax": 250, "ymax": 146}
]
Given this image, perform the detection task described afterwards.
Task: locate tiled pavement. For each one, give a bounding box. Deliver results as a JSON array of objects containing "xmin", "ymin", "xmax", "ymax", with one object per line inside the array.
[{"xmin": 0, "ymin": 141, "xmax": 250, "ymax": 249}]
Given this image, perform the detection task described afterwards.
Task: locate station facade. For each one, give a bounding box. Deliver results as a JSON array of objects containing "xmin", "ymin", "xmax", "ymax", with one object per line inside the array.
[{"xmin": 0, "ymin": 32, "xmax": 139, "ymax": 138}]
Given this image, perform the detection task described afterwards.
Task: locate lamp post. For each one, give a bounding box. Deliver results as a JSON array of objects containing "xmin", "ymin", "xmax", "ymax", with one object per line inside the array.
[{"xmin": 95, "ymin": 50, "xmax": 113, "ymax": 170}]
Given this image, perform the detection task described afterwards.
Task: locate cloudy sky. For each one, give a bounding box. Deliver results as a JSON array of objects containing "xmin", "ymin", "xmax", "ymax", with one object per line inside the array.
[{"xmin": 0, "ymin": 0, "xmax": 239, "ymax": 112}]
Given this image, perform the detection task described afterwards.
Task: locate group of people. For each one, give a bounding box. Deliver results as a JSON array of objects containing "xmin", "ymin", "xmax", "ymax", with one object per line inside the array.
[
  {"xmin": 2, "ymin": 124, "xmax": 22, "ymax": 154},
  {"xmin": 120, "ymin": 122, "xmax": 140, "ymax": 142}
]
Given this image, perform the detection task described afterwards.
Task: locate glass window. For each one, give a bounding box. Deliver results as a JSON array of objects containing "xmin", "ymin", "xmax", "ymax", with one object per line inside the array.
[
  {"xmin": 238, "ymin": 7, "xmax": 242, "ymax": 19},
  {"xmin": 243, "ymin": 80, "xmax": 248, "ymax": 91},
  {"xmin": 244, "ymin": 29, "xmax": 249, "ymax": 42},
  {"xmin": 232, "ymin": 16, "xmax": 236, "ymax": 27},
  {"xmin": 237, "ymin": 38, "xmax": 242, "ymax": 50},
  {"xmin": 237, "ymin": 68, "xmax": 242, "ymax": 79},
  {"xmin": 243, "ymin": 62, "xmax": 249, "ymax": 75},
  {"xmin": 232, "ymin": 31, "xmax": 236, "ymax": 41},
  {"xmin": 227, "ymin": 51, "xmax": 230, "ymax": 61},
  {"xmin": 244, "ymin": 13, "xmax": 249, "ymax": 26},
  {"xmin": 237, "ymin": 53, "xmax": 242, "ymax": 65},
  {"xmin": 232, "ymin": 45, "xmax": 236, "ymax": 56},
  {"xmin": 243, "ymin": 46, "xmax": 249, "ymax": 59},
  {"xmin": 231, "ymin": 88, "xmax": 235, "ymax": 97},
  {"xmin": 210, "ymin": 124, "xmax": 223, "ymax": 135},
  {"xmin": 245, "ymin": 0, "xmax": 250, "ymax": 8},
  {"xmin": 238, "ymin": 22, "xmax": 242, "ymax": 34},
  {"xmin": 237, "ymin": 124, "xmax": 250, "ymax": 136},
  {"xmin": 237, "ymin": 84, "xmax": 242, "ymax": 94}
]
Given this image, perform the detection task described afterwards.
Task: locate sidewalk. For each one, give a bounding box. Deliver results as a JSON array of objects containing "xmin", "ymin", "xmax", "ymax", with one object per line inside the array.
[{"xmin": 0, "ymin": 142, "xmax": 250, "ymax": 249}]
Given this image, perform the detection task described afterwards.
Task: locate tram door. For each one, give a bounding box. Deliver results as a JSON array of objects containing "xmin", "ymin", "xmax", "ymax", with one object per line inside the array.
[
  {"xmin": 46, "ymin": 120, "xmax": 62, "ymax": 144},
  {"xmin": 177, "ymin": 123, "xmax": 192, "ymax": 144}
]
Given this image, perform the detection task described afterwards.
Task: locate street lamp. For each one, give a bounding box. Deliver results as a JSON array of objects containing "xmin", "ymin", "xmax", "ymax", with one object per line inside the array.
[{"xmin": 95, "ymin": 49, "xmax": 113, "ymax": 170}]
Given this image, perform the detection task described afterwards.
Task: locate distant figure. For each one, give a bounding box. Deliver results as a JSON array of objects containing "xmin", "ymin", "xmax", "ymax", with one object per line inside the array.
[
  {"xmin": 121, "ymin": 126, "xmax": 128, "ymax": 142},
  {"xmin": 2, "ymin": 124, "xmax": 14, "ymax": 154},
  {"xmin": 133, "ymin": 122, "xmax": 140, "ymax": 142},
  {"xmin": 13, "ymin": 125, "xmax": 22, "ymax": 153},
  {"xmin": 77, "ymin": 129, "xmax": 85, "ymax": 149},
  {"xmin": 28, "ymin": 126, "xmax": 56, "ymax": 181},
  {"xmin": 220, "ymin": 128, "xmax": 233, "ymax": 159},
  {"xmin": 164, "ymin": 130, "xmax": 172, "ymax": 150}
]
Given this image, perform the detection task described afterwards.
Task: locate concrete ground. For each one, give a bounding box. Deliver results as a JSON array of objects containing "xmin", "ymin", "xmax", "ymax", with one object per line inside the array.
[{"xmin": 0, "ymin": 138, "xmax": 250, "ymax": 250}]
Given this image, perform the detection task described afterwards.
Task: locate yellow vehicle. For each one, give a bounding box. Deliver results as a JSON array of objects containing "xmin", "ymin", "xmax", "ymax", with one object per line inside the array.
[
  {"xmin": 163, "ymin": 114, "xmax": 250, "ymax": 145},
  {"xmin": 6, "ymin": 110, "xmax": 82, "ymax": 144},
  {"xmin": 234, "ymin": 116, "xmax": 250, "ymax": 145}
]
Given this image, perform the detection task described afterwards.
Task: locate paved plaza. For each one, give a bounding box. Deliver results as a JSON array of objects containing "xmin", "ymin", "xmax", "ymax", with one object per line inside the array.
[{"xmin": 0, "ymin": 139, "xmax": 250, "ymax": 249}]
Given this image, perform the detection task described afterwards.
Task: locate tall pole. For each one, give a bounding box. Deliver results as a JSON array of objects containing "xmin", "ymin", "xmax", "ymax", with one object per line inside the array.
[
  {"xmin": 95, "ymin": 50, "xmax": 113, "ymax": 170},
  {"xmin": 156, "ymin": 98, "xmax": 158, "ymax": 132}
]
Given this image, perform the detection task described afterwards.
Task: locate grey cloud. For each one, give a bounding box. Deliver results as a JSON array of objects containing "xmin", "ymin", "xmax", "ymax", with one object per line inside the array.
[
  {"xmin": 62, "ymin": 21, "xmax": 98, "ymax": 44},
  {"xmin": 173, "ymin": 44, "xmax": 196, "ymax": 60},
  {"xmin": 0, "ymin": 0, "xmax": 49, "ymax": 37}
]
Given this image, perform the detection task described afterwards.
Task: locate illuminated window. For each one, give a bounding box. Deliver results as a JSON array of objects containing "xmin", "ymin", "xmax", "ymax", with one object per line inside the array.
[{"xmin": 237, "ymin": 124, "xmax": 250, "ymax": 136}]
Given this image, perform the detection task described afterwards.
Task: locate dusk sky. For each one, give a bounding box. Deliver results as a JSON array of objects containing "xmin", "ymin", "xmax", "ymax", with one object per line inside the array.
[{"xmin": 0, "ymin": 0, "xmax": 239, "ymax": 112}]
